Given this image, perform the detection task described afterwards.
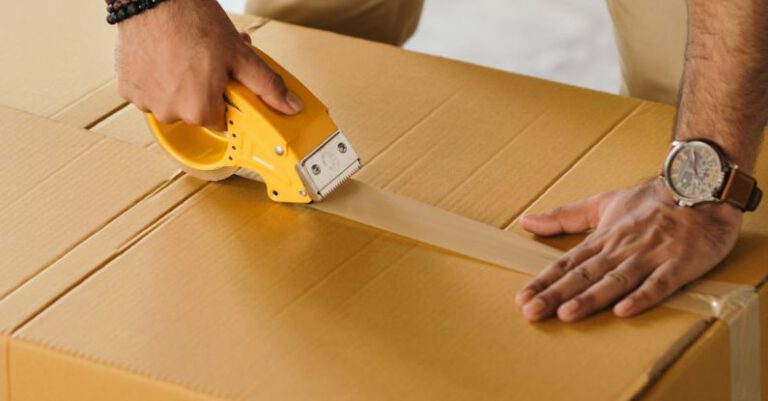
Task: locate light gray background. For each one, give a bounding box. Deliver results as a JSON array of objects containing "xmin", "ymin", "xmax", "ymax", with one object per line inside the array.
[{"xmin": 219, "ymin": 0, "xmax": 621, "ymax": 93}]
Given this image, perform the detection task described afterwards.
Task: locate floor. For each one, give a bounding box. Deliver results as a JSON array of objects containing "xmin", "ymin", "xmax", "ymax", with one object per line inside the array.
[{"xmin": 219, "ymin": 0, "xmax": 621, "ymax": 94}]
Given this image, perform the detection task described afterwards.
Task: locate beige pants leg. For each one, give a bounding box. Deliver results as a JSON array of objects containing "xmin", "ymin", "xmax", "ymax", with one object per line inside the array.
[
  {"xmin": 605, "ymin": 0, "xmax": 687, "ymax": 104},
  {"xmin": 245, "ymin": 0, "xmax": 424, "ymax": 46}
]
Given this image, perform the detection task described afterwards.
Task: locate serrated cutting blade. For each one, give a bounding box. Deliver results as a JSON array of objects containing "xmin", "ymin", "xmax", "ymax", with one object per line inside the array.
[{"xmin": 297, "ymin": 131, "xmax": 361, "ymax": 202}]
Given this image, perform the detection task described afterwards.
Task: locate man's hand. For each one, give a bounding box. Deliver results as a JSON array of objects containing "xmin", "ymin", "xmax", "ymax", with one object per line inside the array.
[
  {"xmin": 115, "ymin": 0, "xmax": 302, "ymax": 131},
  {"xmin": 513, "ymin": 0, "xmax": 768, "ymax": 323},
  {"xmin": 515, "ymin": 180, "xmax": 742, "ymax": 322}
]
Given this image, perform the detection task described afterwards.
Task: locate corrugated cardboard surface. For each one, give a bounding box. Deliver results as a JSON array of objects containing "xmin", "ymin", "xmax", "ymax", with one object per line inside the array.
[
  {"xmin": 0, "ymin": 336, "xmax": 6, "ymax": 401},
  {"xmin": 13, "ymin": 178, "xmax": 706, "ymax": 401},
  {"xmin": 0, "ymin": 1, "xmax": 118, "ymax": 127},
  {"xmin": 510, "ymin": 102, "xmax": 768, "ymax": 400},
  {"xmin": 0, "ymin": 106, "xmax": 182, "ymax": 304},
  {"xmin": 92, "ymin": 105, "xmax": 157, "ymax": 148},
  {"xmin": 0, "ymin": 2, "xmax": 265, "ymax": 128},
  {"xmin": 0, "ymin": 106, "xmax": 174, "ymax": 401},
  {"xmin": 1, "ymin": 9, "xmax": 766, "ymax": 401},
  {"xmin": 763, "ymin": 284, "xmax": 768, "ymax": 396},
  {"xmin": 10, "ymin": 338, "xmax": 216, "ymax": 401},
  {"xmin": 643, "ymin": 320, "xmax": 732, "ymax": 401}
]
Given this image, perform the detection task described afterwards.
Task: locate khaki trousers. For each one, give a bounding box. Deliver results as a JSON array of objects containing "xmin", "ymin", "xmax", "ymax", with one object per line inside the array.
[
  {"xmin": 605, "ymin": 0, "xmax": 687, "ymax": 104},
  {"xmin": 246, "ymin": 0, "xmax": 687, "ymax": 104},
  {"xmin": 245, "ymin": 0, "xmax": 424, "ymax": 46}
]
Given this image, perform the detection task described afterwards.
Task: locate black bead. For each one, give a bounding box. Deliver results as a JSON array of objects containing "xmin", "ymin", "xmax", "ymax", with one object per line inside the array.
[
  {"xmin": 107, "ymin": 4, "xmax": 114, "ymax": 12},
  {"xmin": 145, "ymin": 0, "xmax": 154, "ymax": 8},
  {"xmin": 126, "ymin": 3, "xmax": 138, "ymax": 16},
  {"xmin": 136, "ymin": 2, "xmax": 145, "ymax": 11},
  {"xmin": 116, "ymin": 8, "xmax": 127, "ymax": 20},
  {"xmin": 107, "ymin": 12, "xmax": 118, "ymax": 24}
]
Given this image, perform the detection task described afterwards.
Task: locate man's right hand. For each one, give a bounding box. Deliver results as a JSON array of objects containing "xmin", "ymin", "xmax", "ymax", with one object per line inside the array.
[{"xmin": 115, "ymin": 0, "xmax": 303, "ymax": 131}]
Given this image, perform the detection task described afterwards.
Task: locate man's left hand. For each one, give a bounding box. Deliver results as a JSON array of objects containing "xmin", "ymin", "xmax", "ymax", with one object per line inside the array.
[{"xmin": 516, "ymin": 179, "xmax": 742, "ymax": 322}]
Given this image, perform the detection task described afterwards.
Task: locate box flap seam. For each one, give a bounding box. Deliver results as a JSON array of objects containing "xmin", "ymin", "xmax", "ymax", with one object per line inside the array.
[
  {"xmin": 628, "ymin": 318, "xmax": 714, "ymax": 400},
  {"xmin": 360, "ymin": 89, "xmax": 462, "ymax": 169},
  {"xmin": 9, "ymin": 176, "xmax": 210, "ymax": 335},
  {"xmin": 503, "ymin": 101, "xmax": 647, "ymax": 230},
  {"xmin": 0, "ymin": 137, "xmax": 107, "ymax": 219},
  {"xmin": 260, "ymin": 232, "xmax": 390, "ymax": 325},
  {"xmin": 432, "ymin": 111, "xmax": 552, "ymax": 211},
  {"xmin": 50, "ymin": 78, "xmax": 124, "ymax": 127},
  {"xmin": 0, "ymin": 170, "xmax": 184, "ymax": 308},
  {"xmin": 84, "ymin": 101, "xmax": 130, "ymax": 130}
]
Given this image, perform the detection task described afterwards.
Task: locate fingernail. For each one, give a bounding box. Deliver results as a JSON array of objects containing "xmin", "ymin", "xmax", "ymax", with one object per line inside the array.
[
  {"xmin": 286, "ymin": 91, "xmax": 303, "ymax": 113},
  {"xmin": 520, "ymin": 214, "xmax": 537, "ymax": 223},
  {"xmin": 523, "ymin": 298, "xmax": 546, "ymax": 318},
  {"xmin": 615, "ymin": 299, "xmax": 635, "ymax": 316},
  {"xmin": 515, "ymin": 289, "xmax": 535, "ymax": 306},
  {"xmin": 559, "ymin": 300, "xmax": 580, "ymax": 317}
]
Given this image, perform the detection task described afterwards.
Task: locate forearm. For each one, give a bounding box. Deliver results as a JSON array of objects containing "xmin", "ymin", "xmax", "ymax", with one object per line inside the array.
[{"xmin": 676, "ymin": 0, "xmax": 768, "ymax": 173}]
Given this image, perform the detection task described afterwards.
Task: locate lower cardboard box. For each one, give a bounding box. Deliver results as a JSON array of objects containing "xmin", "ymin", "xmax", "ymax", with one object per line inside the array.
[{"xmin": 0, "ymin": 13, "xmax": 766, "ymax": 401}]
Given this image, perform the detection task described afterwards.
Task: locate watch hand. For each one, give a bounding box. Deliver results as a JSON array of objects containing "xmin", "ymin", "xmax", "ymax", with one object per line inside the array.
[{"xmin": 692, "ymin": 151, "xmax": 699, "ymax": 176}]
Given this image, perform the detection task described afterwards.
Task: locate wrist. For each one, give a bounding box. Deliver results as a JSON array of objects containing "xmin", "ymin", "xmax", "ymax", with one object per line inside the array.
[
  {"xmin": 673, "ymin": 127, "xmax": 757, "ymax": 173},
  {"xmin": 107, "ymin": 0, "xmax": 165, "ymax": 25},
  {"xmin": 674, "ymin": 78, "xmax": 762, "ymax": 174}
]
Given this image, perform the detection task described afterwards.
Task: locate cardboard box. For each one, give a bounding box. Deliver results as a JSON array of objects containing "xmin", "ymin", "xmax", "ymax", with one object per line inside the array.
[
  {"xmin": 0, "ymin": 7, "xmax": 765, "ymax": 401},
  {"xmin": 0, "ymin": 108, "xmax": 706, "ymax": 401}
]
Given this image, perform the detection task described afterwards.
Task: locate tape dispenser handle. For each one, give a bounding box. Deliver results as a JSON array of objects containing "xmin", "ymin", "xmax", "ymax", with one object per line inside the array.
[
  {"xmin": 146, "ymin": 45, "xmax": 338, "ymax": 203},
  {"xmin": 223, "ymin": 46, "xmax": 331, "ymax": 145}
]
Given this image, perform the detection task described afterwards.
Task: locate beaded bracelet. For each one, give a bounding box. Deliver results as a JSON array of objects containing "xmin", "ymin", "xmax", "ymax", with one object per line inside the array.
[{"xmin": 106, "ymin": 0, "xmax": 165, "ymax": 25}]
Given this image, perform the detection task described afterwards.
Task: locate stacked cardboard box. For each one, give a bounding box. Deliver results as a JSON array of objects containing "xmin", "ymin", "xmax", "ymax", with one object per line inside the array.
[{"xmin": 0, "ymin": 2, "xmax": 765, "ymax": 400}]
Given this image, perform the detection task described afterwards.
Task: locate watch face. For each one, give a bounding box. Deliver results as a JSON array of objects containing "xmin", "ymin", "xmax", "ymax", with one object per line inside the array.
[{"xmin": 667, "ymin": 141, "xmax": 726, "ymax": 202}]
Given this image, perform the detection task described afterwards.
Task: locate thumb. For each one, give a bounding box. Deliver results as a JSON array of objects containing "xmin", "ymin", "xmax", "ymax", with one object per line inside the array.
[
  {"xmin": 231, "ymin": 48, "xmax": 303, "ymax": 115},
  {"xmin": 520, "ymin": 196, "xmax": 602, "ymax": 236}
]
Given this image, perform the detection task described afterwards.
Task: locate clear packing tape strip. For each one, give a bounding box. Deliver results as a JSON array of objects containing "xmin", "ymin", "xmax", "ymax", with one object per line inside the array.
[
  {"xmin": 311, "ymin": 179, "xmax": 762, "ymax": 401},
  {"xmin": 664, "ymin": 281, "xmax": 761, "ymax": 401}
]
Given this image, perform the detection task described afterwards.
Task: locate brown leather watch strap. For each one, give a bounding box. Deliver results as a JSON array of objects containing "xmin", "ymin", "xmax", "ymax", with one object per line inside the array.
[{"xmin": 720, "ymin": 168, "xmax": 763, "ymax": 212}]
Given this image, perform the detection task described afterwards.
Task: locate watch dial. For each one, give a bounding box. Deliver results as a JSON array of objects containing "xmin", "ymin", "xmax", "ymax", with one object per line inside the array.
[{"xmin": 668, "ymin": 142, "xmax": 725, "ymax": 200}]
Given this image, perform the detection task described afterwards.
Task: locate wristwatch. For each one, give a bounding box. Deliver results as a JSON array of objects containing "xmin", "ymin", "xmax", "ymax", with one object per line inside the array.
[{"xmin": 661, "ymin": 139, "xmax": 762, "ymax": 211}]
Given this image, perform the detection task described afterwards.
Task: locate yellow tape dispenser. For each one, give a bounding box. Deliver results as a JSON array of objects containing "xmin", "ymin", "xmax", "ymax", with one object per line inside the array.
[{"xmin": 146, "ymin": 47, "xmax": 361, "ymax": 203}]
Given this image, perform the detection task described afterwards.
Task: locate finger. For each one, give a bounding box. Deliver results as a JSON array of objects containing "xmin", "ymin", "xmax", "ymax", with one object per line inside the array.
[
  {"xmin": 614, "ymin": 260, "xmax": 681, "ymax": 317},
  {"xmin": 152, "ymin": 108, "xmax": 179, "ymax": 125},
  {"xmin": 204, "ymin": 93, "xmax": 227, "ymax": 131},
  {"xmin": 515, "ymin": 237, "xmax": 603, "ymax": 307},
  {"xmin": 239, "ymin": 32, "xmax": 252, "ymax": 44},
  {"xmin": 520, "ymin": 196, "xmax": 603, "ymax": 237},
  {"xmin": 557, "ymin": 254, "xmax": 651, "ymax": 322},
  {"xmin": 522, "ymin": 253, "xmax": 615, "ymax": 321},
  {"xmin": 133, "ymin": 103, "xmax": 150, "ymax": 113},
  {"xmin": 178, "ymin": 92, "xmax": 226, "ymax": 131},
  {"xmin": 231, "ymin": 48, "xmax": 303, "ymax": 115}
]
